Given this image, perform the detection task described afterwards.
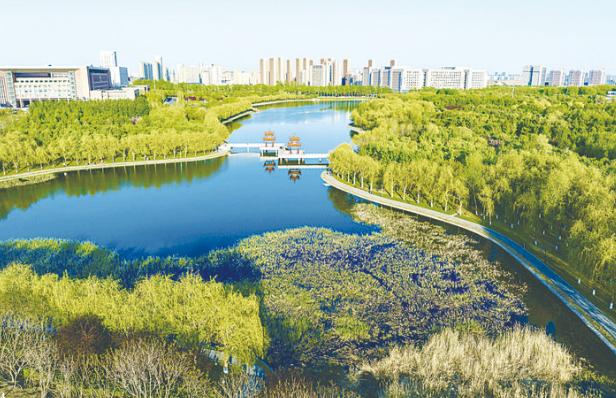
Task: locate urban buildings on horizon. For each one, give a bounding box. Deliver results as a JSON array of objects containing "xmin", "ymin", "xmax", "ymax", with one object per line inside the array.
[
  {"xmin": 257, "ymin": 57, "xmax": 489, "ymax": 91},
  {"xmin": 492, "ymin": 65, "xmax": 610, "ymax": 87},
  {"xmin": 1, "ymin": 49, "xmax": 614, "ymax": 109}
]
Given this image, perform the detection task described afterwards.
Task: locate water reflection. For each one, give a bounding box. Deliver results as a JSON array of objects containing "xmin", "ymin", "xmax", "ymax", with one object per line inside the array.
[{"xmin": 0, "ymin": 102, "xmax": 375, "ymax": 257}]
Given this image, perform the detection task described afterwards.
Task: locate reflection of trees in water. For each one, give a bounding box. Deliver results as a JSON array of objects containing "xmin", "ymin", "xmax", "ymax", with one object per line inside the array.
[
  {"xmin": 326, "ymin": 187, "xmax": 359, "ymax": 215},
  {"xmin": 0, "ymin": 157, "xmax": 226, "ymax": 220}
]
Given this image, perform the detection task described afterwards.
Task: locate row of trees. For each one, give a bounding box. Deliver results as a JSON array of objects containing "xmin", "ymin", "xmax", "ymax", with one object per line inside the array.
[
  {"xmin": 330, "ymin": 88, "xmax": 616, "ymax": 288},
  {"xmin": 0, "ymin": 81, "xmax": 389, "ymax": 176},
  {"xmin": 0, "ymin": 264, "xmax": 265, "ymax": 362}
]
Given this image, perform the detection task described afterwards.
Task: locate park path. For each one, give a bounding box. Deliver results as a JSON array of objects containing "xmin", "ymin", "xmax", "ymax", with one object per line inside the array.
[
  {"xmin": 0, "ymin": 150, "xmax": 228, "ymax": 184},
  {"xmin": 322, "ymin": 171, "xmax": 616, "ymax": 356}
]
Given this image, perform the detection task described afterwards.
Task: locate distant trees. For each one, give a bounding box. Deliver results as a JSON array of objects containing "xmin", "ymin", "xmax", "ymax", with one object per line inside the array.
[{"xmin": 330, "ymin": 88, "xmax": 616, "ymax": 290}]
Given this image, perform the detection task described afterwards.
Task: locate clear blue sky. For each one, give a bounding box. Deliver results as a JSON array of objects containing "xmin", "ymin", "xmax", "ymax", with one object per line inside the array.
[{"xmin": 2, "ymin": 0, "xmax": 614, "ymax": 74}]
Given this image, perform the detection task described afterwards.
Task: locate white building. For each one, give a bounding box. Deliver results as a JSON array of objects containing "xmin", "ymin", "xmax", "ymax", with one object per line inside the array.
[
  {"xmin": 587, "ymin": 70, "xmax": 606, "ymax": 86},
  {"xmin": 425, "ymin": 67, "xmax": 466, "ymax": 89},
  {"xmin": 568, "ymin": 70, "xmax": 584, "ymax": 87},
  {"xmin": 389, "ymin": 68, "xmax": 424, "ymax": 92},
  {"xmin": 401, "ymin": 69, "xmax": 425, "ymax": 91},
  {"xmin": 521, "ymin": 65, "xmax": 546, "ymax": 86},
  {"xmin": 0, "ymin": 66, "xmax": 112, "ymax": 108},
  {"xmin": 90, "ymin": 85, "xmax": 148, "ymax": 100},
  {"xmin": 547, "ymin": 70, "xmax": 565, "ymax": 86},
  {"xmin": 310, "ymin": 64, "xmax": 327, "ymax": 86},
  {"xmin": 176, "ymin": 64, "xmax": 202, "ymax": 84},
  {"xmin": 464, "ymin": 69, "xmax": 488, "ymax": 89}
]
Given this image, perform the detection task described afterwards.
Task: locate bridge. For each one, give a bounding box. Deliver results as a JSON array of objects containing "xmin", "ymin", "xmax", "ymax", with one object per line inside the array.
[{"xmin": 220, "ymin": 141, "xmax": 329, "ymax": 164}]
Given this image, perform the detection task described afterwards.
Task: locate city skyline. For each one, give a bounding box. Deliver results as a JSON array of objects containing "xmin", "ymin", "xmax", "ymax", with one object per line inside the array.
[{"xmin": 2, "ymin": 0, "xmax": 615, "ymax": 74}]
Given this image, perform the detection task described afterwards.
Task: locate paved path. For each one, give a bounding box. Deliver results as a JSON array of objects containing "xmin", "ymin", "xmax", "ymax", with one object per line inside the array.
[
  {"xmin": 322, "ymin": 171, "xmax": 616, "ymax": 355},
  {"xmin": 0, "ymin": 150, "xmax": 228, "ymax": 184}
]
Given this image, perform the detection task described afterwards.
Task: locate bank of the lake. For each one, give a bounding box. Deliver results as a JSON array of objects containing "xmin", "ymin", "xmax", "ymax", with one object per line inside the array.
[
  {"xmin": 0, "ymin": 96, "xmax": 373, "ymax": 188},
  {"xmin": 322, "ymin": 171, "xmax": 616, "ymax": 359}
]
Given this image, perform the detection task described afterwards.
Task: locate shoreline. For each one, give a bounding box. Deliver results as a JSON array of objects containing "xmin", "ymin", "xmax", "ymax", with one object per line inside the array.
[
  {"xmin": 1, "ymin": 96, "xmax": 373, "ymax": 187},
  {"xmin": 0, "ymin": 150, "xmax": 229, "ymax": 187},
  {"xmin": 321, "ymin": 171, "xmax": 616, "ymax": 356}
]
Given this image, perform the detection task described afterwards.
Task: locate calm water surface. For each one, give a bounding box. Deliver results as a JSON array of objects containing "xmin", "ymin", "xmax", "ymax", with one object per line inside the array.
[
  {"xmin": 0, "ymin": 101, "xmax": 614, "ymax": 376},
  {"xmin": 0, "ymin": 102, "xmax": 374, "ymax": 256}
]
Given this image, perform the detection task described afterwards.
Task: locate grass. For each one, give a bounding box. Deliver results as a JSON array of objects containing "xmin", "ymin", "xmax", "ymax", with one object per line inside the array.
[{"xmin": 359, "ymin": 327, "xmax": 602, "ymax": 397}]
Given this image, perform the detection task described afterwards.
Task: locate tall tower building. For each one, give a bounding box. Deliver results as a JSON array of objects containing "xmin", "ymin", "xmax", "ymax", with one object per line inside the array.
[
  {"xmin": 140, "ymin": 62, "xmax": 153, "ymax": 80},
  {"xmin": 367, "ymin": 59, "xmax": 373, "ymax": 68},
  {"xmin": 286, "ymin": 59, "xmax": 293, "ymax": 83},
  {"xmin": 259, "ymin": 59, "xmax": 267, "ymax": 84},
  {"xmin": 268, "ymin": 58, "xmax": 276, "ymax": 85},
  {"xmin": 389, "ymin": 59, "xmax": 397, "ymax": 67},
  {"xmin": 295, "ymin": 58, "xmax": 302, "ymax": 84},
  {"xmin": 153, "ymin": 56, "xmax": 164, "ymax": 81},
  {"xmin": 99, "ymin": 51, "xmax": 118, "ymax": 68},
  {"xmin": 342, "ymin": 59, "xmax": 350, "ymax": 77}
]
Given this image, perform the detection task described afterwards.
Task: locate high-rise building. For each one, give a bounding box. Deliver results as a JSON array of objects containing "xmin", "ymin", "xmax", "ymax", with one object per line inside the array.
[
  {"xmin": 587, "ymin": 70, "xmax": 606, "ymax": 85},
  {"xmin": 259, "ymin": 59, "xmax": 267, "ymax": 84},
  {"xmin": 268, "ymin": 58, "xmax": 276, "ymax": 85},
  {"xmin": 295, "ymin": 58, "xmax": 302, "ymax": 84},
  {"xmin": 568, "ymin": 70, "xmax": 584, "ymax": 86},
  {"xmin": 380, "ymin": 66, "xmax": 394, "ymax": 88},
  {"xmin": 369, "ymin": 69, "xmax": 381, "ymax": 87},
  {"xmin": 342, "ymin": 59, "xmax": 350, "ymax": 78},
  {"xmin": 286, "ymin": 59, "xmax": 293, "ymax": 83},
  {"xmin": 99, "ymin": 51, "xmax": 118, "ymax": 68},
  {"xmin": 153, "ymin": 57, "xmax": 164, "ymax": 81},
  {"xmin": 547, "ymin": 70, "xmax": 565, "ymax": 86},
  {"xmin": 310, "ymin": 64, "xmax": 326, "ymax": 86},
  {"xmin": 140, "ymin": 62, "xmax": 153, "ymax": 80},
  {"xmin": 521, "ymin": 65, "xmax": 546, "ymax": 86}
]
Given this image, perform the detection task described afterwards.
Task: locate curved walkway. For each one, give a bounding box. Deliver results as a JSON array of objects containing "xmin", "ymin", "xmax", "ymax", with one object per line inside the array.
[
  {"xmin": 322, "ymin": 171, "xmax": 616, "ymax": 356},
  {"xmin": 0, "ymin": 150, "xmax": 229, "ymax": 184}
]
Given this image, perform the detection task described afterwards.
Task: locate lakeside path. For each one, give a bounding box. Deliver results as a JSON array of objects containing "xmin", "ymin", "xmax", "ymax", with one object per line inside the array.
[
  {"xmin": 322, "ymin": 171, "xmax": 616, "ymax": 356},
  {"xmin": 0, "ymin": 150, "xmax": 229, "ymax": 185}
]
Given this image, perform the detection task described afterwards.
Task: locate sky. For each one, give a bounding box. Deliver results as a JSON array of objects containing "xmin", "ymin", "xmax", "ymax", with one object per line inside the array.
[{"xmin": 1, "ymin": 0, "xmax": 614, "ymax": 75}]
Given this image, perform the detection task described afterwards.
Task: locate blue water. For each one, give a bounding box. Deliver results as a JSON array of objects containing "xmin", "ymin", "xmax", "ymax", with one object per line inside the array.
[{"xmin": 0, "ymin": 101, "xmax": 375, "ymax": 257}]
